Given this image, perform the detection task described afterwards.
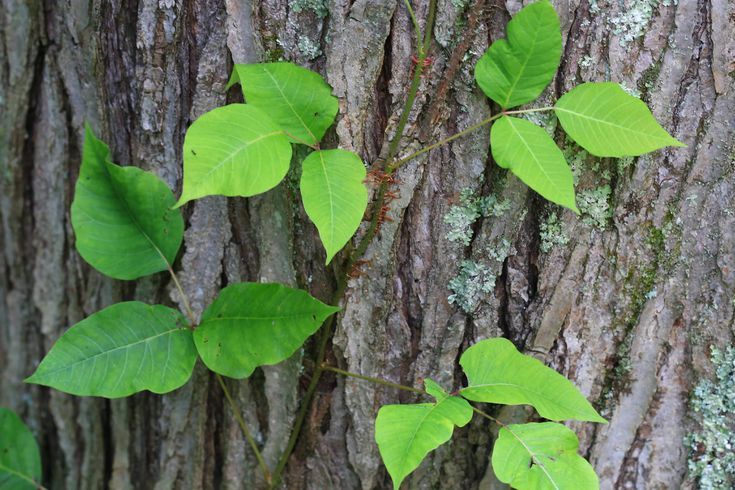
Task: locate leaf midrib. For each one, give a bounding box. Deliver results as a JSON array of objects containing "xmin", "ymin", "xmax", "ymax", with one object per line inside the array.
[
  {"xmin": 502, "ymin": 427, "xmax": 560, "ymax": 490},
  {"xmin": 395, "ymin": 395, "xmax": 452, "ymax": 474},
  {"xmin": 262, "ymin": 66, "xmax": 318, "ymax": 145},
  {"xmin": 502, "ymin": 21, "xmax": 543, "ymax": 107},
  {"xmin": 0, "ymin": 461, "xmax": 40, "ymax": 488},
  {"xmin": 505, "ymin": 117, "xmax": 555, "ymax": 187},
  {"xmin": 31, "ymin": 327, "xmax": 186, "ymax": 379},
  {"xmin": 554, "ymin": 105, "xmax": 662, "ymax": 137},
  {"xmin": 459, "ymin": 381, "xmax": 589, "ymax": 419},
  {"xmin": 197, "ymin": 130, "xmax": 283, "ymax": 182},
  {"xmin": 93, "ymin": 152, "xmax": 171, "ymax": 269}
]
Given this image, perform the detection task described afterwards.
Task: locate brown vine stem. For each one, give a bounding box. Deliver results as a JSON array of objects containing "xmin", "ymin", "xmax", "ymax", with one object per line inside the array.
[
  {"xmin": 270, "ymin": 0, "xmax": 438, "ymax": 486},
  {"xmin": 165, "ymin": 266, "xmax": 271, "ymax": 484}
]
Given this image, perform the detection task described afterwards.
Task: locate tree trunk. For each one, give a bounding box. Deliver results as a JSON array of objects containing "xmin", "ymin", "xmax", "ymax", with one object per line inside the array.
[{"xmin": 1, "ymin": 0, "xmax": 733, "ymax": 488}]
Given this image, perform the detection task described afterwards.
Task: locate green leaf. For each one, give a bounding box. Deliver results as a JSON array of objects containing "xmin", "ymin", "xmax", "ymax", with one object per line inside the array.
[
  {"xmin": 26, "ymin": 302, "xmax": 196, "ymax": 398},
  {"xmin": 459, "ymin": 338, "xmax": 606, "ymax": 423},
  {"xmin": 228, "ymin": 62, "xmax": 339, "ymax": 146},
  {"xmin": 0, "ymin": 408, "xmax": 42, "ymax": 490},
  {"xmin": 554, "ymin": 82, "xmax": 685, "ymax": 157},
  {"xmin": 474, "ymin": 0, "xmax": 561, "ymax": 108},
  {"xmin": 491, "ymin": 116, "xmax": 578, "ymax": 213},
  {"xmin": 492, "ymin": 422, "xmax": 599, "ymax": 490},
  {"xmin": 193, "ymin": 283, "xmax": 340, "ymax": 378},
  {"xmin": 375, "ymin": 379, "xmax": 473, "ymax": 489},
  {"xmin": 175, "ymin": 104, "xmax": 292, "ymax": 207},
  {"xmin": 71, "ymin": 124, "xmax": 184, "ymax": 280},
  {"xmin": 300, "ymin": 149, "xmax": 368, "ymax": 264}
]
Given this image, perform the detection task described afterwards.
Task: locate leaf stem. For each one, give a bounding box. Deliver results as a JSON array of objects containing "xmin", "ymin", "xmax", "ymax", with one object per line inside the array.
[
  {"xmin": 388, "ymin": 112, "xmax": 503, "ymax": 172},
  {"xmin": 166, "ymin": 264, "xmax": 196, "ymax": 327},
  {"xmin": 281, "ymin": 130, "xmax": 320, "ymax": 150},
  {"xmin": 216, "ymin": 374, "xmax": 272, "ymax": 485},
  {"xmin": 387, "ymin": 106, "xmax": 554, "ymax": 172},
  {"xmin": 166, "ymin": 265, "xmax": 270, "ymax": 484},
  {"xmin": 321, "ymin": 364, "xmax": 427, "ymax": 395}
]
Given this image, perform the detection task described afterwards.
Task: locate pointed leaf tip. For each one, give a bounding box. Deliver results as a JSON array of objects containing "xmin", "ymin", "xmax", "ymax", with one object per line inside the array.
[
  {"xmin": 26, "ymin": 302, "xmax": 196, "ymax": 398},
  {"xmin": 177, "ymin": 104, "xmax": 292, "ymax": 206}
]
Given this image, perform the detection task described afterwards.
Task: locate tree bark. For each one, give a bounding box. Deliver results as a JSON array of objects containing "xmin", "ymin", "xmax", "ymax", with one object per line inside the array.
[{"xmin": 1, "ymin": 0, "xmax": 733, "ymax": 489}]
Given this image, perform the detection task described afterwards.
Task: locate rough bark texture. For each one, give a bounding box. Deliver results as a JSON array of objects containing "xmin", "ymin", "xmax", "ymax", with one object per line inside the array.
[{"xmin": 1, "ymin": 0, "xmax": 733, "ymax": 489}]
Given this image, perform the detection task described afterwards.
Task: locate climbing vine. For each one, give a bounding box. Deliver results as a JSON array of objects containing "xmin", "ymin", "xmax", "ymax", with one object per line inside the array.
[{"xmin": 2, "ymin": 1, "xmax": 686, "ymax": 489}]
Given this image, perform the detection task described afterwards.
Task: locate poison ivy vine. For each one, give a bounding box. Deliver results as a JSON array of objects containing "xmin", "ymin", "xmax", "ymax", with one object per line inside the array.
[{"xmin": 23, "ymin": 0, "xmax": 683, "ymax": 488}]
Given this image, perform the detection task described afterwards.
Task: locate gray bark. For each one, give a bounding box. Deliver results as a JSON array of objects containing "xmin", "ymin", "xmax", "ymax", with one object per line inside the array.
[{"xmin": 1, "ymin": 0, "xmax": 733, "ymax": 488}]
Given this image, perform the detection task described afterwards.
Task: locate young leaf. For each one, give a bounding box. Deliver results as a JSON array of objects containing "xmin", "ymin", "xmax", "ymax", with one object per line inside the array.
[
  {"xmin": 474, "ymin": 0, "xmax": 561, "ymax": 108},
  {"xmin": 0, "ymin": 408, "xmax": 42, "ymax": 490},
  {"xmin": 26, "ymin": 302, "xmax": 196, "ymax": 398},
  {"xmin": 491, "ymin": 116, "xmax": 578, "ymax": 213},
  {"xmin": 175, "ymin": 104, "xmax": 292, "ymax": 207},
  {"xmin": 72, "ymin": 124, "xmax": 184, "ymax": 280},
  {"xmin": 228, "ymin": 62, "xmax": 339, "ymax": 146},
  {"xmin": 300, "ymin": 149, "xmax": 368, "ymax": 264},
  {"xmin": 492, "ymin": 422, "xmax": 599, "ymax": 490},
  {"xmin": 554, "ymin": 82, "xmax": 685, "ymax": 157},
  {"xmin": 193, "ymin": 283, "xmax": 340, "ymax": 378},
  {"xmin": 375, "ymin": 379, "xmax": 473, "ymax": 489},
  {"xmin": 459, "ymin": 338, "xmax": 606, "ymax": 423}
]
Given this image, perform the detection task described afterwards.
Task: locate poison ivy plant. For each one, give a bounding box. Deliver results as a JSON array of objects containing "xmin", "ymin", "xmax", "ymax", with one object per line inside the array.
[
  {"xmin": 72, "ymin": 124, "xmax": 184, "ymax": 280},
  {"xmin": 193, "ymin": 283, "xmax": 340, "ymax": 378},
  {"xmin": 0, "ymin": 408, "xmax": 42, "ymax": 489},
  {"xmin": 23, "ymin": 0, "xmax": 686, "ymax": 487},
  {"xmin": 473, "ymin": 0, "xmax": 682, "ymax": 213},
  {"xmin": 375, "ymin": 338, "xmax": 605, "ymax": 489},
  {"xmin": 27, "ymin": 302, "xmax": 196, "ymax": 398}
]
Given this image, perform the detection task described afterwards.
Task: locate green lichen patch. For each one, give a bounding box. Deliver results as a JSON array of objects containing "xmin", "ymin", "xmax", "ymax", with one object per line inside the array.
[
  {"xmin": 686, "ymin": 346, "xmax": 735, "ymax": 489},
  {"xmin": 290, "ymin": 0, "xmax": 328, "ymax": 17},
  {"xmin": 608, "ymin": 0, "xmax": 672, "ymax": 47},
  {"xmin": 297, "ymin": 36, "xmax": 322, "ymax": 60},
  {"xmin": 539, "ymin": 212, "xmax": 570, "ymax": 253},
  {"xmin": 448, "ymin": 260, "xmax": 496, "ymax": 312},
  {"xmin": 577, "ymin": 185, "xmax": 613, "ymax": 230},
  {"xmin": 443, "ymin": 189, "xmax": 511, "ymax": 246},
  {"xmin": 447, "ymin": 238, "xmax": 512, "ymax": 313}
]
